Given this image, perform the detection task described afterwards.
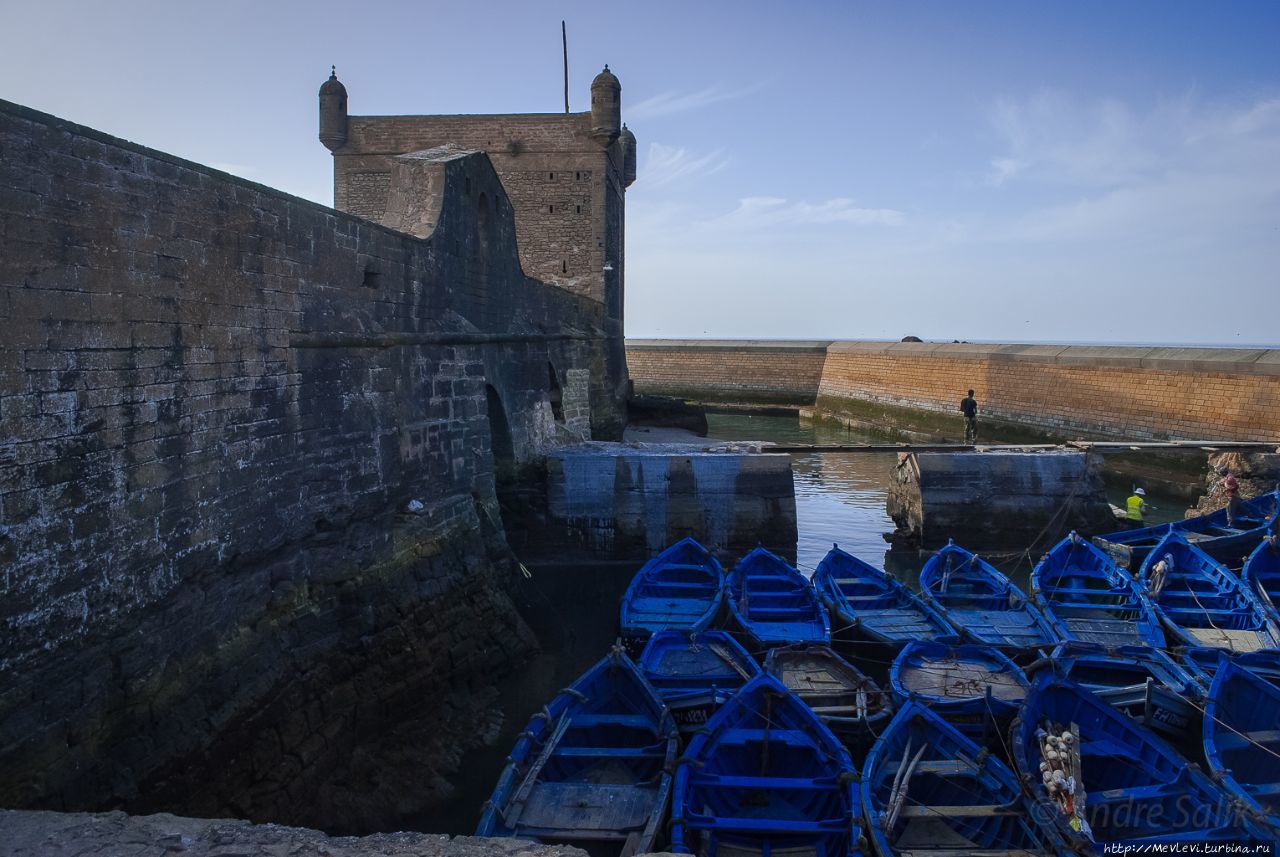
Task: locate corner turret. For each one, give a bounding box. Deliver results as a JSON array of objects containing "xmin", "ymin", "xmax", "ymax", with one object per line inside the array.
[
  {"xmin": 319, "ymin": 66, "xmax": 348, "ymax": 152},
  {"xmin": 590, "ymin": 65, "xmax": 621, "ymax": 146},
  {"xmin": 619, "ymin": 124, "xmax": 637, "ymax": 187}
]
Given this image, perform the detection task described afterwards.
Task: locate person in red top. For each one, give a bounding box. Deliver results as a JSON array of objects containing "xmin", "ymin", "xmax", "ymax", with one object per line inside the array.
[{"xmin": 1223, "ymin": 470, "xmax": 1241, "ymax": 526}]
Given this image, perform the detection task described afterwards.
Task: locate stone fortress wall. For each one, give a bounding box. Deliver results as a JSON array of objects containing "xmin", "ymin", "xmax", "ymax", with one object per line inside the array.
[
  {"xmin": 0, "ymin": 93, "xmax": 614, "ymax": 830},
  {"xmin": 627, "ymin": 339, "xmax": 1280, "ymax": 442},
  {"xmin": 322, "ymin": 68, "xmax": 636, "ymax": 436}
]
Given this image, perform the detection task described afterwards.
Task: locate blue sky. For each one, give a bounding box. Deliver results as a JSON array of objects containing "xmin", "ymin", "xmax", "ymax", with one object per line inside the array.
[{"xmin": 2, "ymin": 1, "xmax": 1277, "ymax": 345}]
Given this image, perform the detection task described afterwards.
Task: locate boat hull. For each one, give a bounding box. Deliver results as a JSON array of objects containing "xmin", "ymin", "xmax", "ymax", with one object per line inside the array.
[
  {"xmin": 727, "ymin": 547, "xmax": 830, "ymax": 651},
  {"xmin": 477, "ymin": 649, "xmax": 678, "ymax": 856},
  {"xmin": 889, "ymin": 641, "xmax": 1029, "ymax": 744},
  {"xmin": 1013, "ymin": 673, "xmax": 1270, "ymax": 847},
  {"xmin": 1139, "ymin": 532, "xmax": 1280, "ymax": 653},
  {"xmin": 919, "ymin": 542, "xmax": 1058, "ymax": 649},
  {"xmin": 620, "ymin": 538, "xmax": 725, "ymax": 653},
  {"xmin": 671, "ymin": 673, "xmax": 861, "ymax": 857},
  {"xmin": 639, "ymin": 630, "xmax": 760, "ymax": 735},
  {"xmin": 862, "ymin": 701, "xmax": 1063, "ymax": 857},
  {"xmin": 812, "ymin": 545, "xmax": 956, "ymax": 647},
  {"xmin": 765, "ymin": 643, "xmax": 894, "ymax": 756},
  {"xmin": 1032, "ymin": 533, "xmax": 1165, "ymax": 648}
]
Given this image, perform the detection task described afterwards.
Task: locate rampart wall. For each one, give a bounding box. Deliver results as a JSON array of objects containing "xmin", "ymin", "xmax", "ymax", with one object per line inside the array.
[
  {"xmin": 0, "ymin": 99, "xmax": 605, "ymax": 829},
  {"xmin": 625, "ymin": 340, "xmax": 831, "ymax": 405},
  {"xmin": 626, "ymin": 340, "xmax": 1280, "ymax": 442}
]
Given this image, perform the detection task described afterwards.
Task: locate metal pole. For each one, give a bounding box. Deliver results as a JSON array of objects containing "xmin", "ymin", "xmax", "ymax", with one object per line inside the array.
[{"xmin": 562, "ymin": 21, "xmax": 570, "ymax": 113}]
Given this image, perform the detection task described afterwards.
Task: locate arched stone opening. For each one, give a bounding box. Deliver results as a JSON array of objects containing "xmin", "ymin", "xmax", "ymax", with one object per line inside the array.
[
  {"xmin": 485, "ymin": 384, "xmax": 514, "ymax": 480},
  {"xmin": 548, "ymin": 362, "xmax": 565, "ymax": 423}
]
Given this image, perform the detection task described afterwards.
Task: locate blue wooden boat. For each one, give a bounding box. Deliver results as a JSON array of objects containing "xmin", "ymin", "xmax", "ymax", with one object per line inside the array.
[
  {"xmin": 1094, "ymin": 489, "xmax": 1280, "ymax": 570},
  {"xmin": 727, "ymin": 547, "xmax": 830, "ymax": 650},
  {"xmin": 1013, "ymin": 672, "xmax": 1272, "ymax": 847},
  {"xmin": 1037, "ymin": 642, "xmax": 1202, "ymax": 743},
  {"xmin": 1181, "ymin": 646, "xmax": 1280, "ymax": 690},
  {"xmin": 889, "ymin": 641, "xmax": 1029, "ymax": 743},
  {"xmin": 1139, "ymin": 531, "xmax": 1280, "ymax": 653},
  {"xmin": 670, "ymin": 673, "xmax": 860, "ymax": 857},
  {"xmin": 620, "ymin": 538, "xmax": 724, "ymax": 653},
  {"xmin": 811, "ymin": 544, "xmax": 957, "ymax": 646},
  {"xmin": 1244, "ymin": 533, "xmax": 1280, "ymax": 624},
  {"xmin": 1031, "ymin": 531, "xmax": 1165, "ymax": 648},
  {"xmin": 862, "ymin": 701, "xmax": 1063, "ymax": 857},
  {"xmin": 918, "ymin": 541, "xmax": 1058, "ymax": 649},
  {"xmin": 1203, "ymin": 657, "xmax": 1280, "ymax": 834},
  {"xmin": 764, "ymin": 643, "xmax": 894, "ymax": 755},
  {"xmin": 477, "ymin": 648, "xmax": 678, "ymax": 855},
  {"xmin": 638, "ymin": 630, "xmax": 760, "ymax": 735}
]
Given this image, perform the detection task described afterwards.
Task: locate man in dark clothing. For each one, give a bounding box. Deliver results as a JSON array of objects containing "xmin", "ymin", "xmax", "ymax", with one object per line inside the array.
[{"xmin": 961, "ymin": 389, "xmax": 978, "ymax": 444}]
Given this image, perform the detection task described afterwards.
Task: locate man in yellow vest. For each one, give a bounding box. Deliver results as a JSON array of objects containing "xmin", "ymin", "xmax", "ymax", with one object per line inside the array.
[{"xmin": 1125, "ymin": 488, "xmax": 1152, "ymax": 528}]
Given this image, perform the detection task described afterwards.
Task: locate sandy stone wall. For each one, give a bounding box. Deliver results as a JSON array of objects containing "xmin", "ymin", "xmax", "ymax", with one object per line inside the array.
[
  {"xmin": 818, "ymin": 341, "xmax": 1280, "ymax": 442},
  {"xmin": 625, "ymin": 340, "xmax": 1280, "ymax": 442},
  {"xmin": 625, "ymin": 340, "xmax": 832, "ymax": 405},
  {"xmin": 0, "ymin": 98, "xmax": 607, "ymax": 829}
]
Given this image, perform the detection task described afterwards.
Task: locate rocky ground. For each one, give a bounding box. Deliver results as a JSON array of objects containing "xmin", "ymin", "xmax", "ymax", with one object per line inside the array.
[
  {"xmin": 0, "ymin": 810, "xmax": 595, "ymax": 857},
  {"xmin": 1187, "ymin": 451, "xmax": 1280, "ymax": 516}
]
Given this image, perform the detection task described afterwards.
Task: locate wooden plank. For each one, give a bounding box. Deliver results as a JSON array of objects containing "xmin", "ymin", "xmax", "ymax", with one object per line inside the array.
[{"xmin": 504, "ymin": 711, "xmax": 572, "ymax": 826}]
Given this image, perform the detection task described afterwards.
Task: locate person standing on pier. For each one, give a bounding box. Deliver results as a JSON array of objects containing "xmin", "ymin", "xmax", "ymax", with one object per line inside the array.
[{"xmin": 960, "ymin": 389, "xmax": 978, "ymax": 444}]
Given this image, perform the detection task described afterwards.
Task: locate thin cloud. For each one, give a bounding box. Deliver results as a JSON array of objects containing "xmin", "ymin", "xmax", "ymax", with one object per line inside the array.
[
  {"xmin": 628, "ymin": 83, "xmax": 764, "ymax": 120},
  {"xmin": 715, "ymin": 196, "xmax": 904, "ymax": 228},
  {"xmin": 978, "ymin": 90, "xmax": 1280, "ymax": 242},
  {"xmin": 640, "ymin": 142, "xmax": 729, "ymax": 187}
]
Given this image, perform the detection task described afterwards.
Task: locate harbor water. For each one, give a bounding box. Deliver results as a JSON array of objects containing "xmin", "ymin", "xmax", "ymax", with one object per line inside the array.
[{"xmin": 417, "ymin": 411, "xmax": 1192, "ymax": 834}]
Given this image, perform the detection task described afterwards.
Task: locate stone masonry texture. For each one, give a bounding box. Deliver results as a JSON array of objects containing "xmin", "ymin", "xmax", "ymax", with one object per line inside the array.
[
  {"xmin": 0, "ymin": 98, "xmax": 617, "ymax": 830},
  {"xmin": 625, "ymin": 340, "xmax": 1280, "ymax": 442},
  {"xmin": 0, "ymin": 809, "xmax": 593, "ymax": 857},
  {"xmin": 328, "ymin": 93, "xmax": 634, "ymax": 439}
]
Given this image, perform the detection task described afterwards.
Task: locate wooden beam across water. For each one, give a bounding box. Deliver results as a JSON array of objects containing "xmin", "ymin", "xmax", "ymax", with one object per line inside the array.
[{"xmin": 760, "ymin": 440, "xmax": 1279, "ymax": 454}]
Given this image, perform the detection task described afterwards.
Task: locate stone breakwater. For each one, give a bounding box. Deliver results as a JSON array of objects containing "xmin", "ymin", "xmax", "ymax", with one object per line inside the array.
[
  {"xmin": 626, "ymin": 339, "xmax": 1280, "ymax": 442},
  {"xmin": 0, "ymin": 810, "xmax": 592, "ymax": 857}
]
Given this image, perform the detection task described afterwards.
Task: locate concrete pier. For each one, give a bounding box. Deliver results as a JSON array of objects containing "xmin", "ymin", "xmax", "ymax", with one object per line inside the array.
[
  {"xmin": 886, "ymin": 450, "xmax": 1115, "ymax": 550},
  {"xmin": 535, "ymin": 443, "xmax": 797, "ymax": 562}
]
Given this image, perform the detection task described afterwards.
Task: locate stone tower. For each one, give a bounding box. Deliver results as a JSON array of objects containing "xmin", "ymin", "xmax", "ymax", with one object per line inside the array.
[
  {"xmin": 317, "ymin": 67, "xmax": 348, "ymax": 152},
  {"xmin": 318, "ymin": 66, "xmax": 636, "ymax": 437}
]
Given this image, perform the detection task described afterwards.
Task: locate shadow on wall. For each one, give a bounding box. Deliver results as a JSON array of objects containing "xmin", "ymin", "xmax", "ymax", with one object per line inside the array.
[{"xmin": 485, "ymin": 384, "xmax": 515, "ymax": 482}]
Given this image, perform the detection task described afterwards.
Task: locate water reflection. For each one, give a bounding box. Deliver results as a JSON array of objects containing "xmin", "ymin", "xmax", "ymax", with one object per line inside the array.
[{"xmin": 417, "ymin": 412, "xmax": 1197, "ymax": 835}]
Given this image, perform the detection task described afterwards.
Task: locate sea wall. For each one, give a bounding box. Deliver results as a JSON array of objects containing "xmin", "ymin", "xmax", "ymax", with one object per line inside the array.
[
  {"xmin": 0, "ymin": 99, "xmax": 609, "ymax": 829},
  {"xmin": 625, "ymin": 339, "xmax": 831, "ymax": 405},
  {"xmin": 625, "ymin": 340, "xmax": 1280, "ymax": 442}
]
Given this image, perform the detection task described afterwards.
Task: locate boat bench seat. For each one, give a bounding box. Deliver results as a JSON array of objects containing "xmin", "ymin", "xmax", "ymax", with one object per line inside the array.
[
  {"xmin": 884, "ymin": 759, "xmax": 978, "ymax": 776},
  {"xmin": 569, "ymin": 714, "xmax": 657, "ymax": 730},
  {"xmin": 716, "ymin": 728, "xmax": 821, "ymax": 748},
  {"xmin": 684, "ymin": 813, "xmax": 846, "ymax": 834},
  {"xmin": 746, "ymin": 606, "xmax": 817, "ymax": 615},
  {"xmin": 1245, "ymin": 782, "xmax": 1280, "ymax": 797},
  {"xmin": 896, "ymin": 804, "xmax": 1020, "ymax": 818},
  {"xmin": 1162, "ymin": 606, "xmax": 1248, "ymax": 618},
  {"xmin": 690, "ymin": 773, "xmax": 836, "ymax": 791},
  {"xmin": 641, "ymin": 581, "xmax": 716, "ymax": 591},
  {"xmin": 556, "ymin": 745, "xmax": 665, "ymax": 758},
  {"xmin": 1043, "ymin": 585, "xmax": 1128, "ymax": 597},
  {"xmin": 1215, "ymin": 729, "xmax": 1280, "ymax": 749}
]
